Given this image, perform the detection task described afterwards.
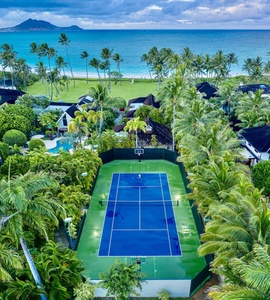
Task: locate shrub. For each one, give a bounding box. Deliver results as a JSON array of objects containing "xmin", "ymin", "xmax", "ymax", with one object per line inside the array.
[
  {"xmin": 251, "ymin": 160, "xmax": 270, "ymax": 195},
  {"xmin": 2, "ymin": 129, "xmax": 27, "ymax": 147},
  {"xmin": 0, "ymin": 154, "xmax": 30, "ymax": 177},
  {"xmin": 28, "ymin": 138, "xmax": 46, "ymax": 151}
]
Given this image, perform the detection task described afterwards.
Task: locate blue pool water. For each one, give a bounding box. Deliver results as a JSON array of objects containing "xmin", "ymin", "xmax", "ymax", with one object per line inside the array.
[{"xmin": 48, "ymin": 140, "xmax": 72, "ymax": 154}]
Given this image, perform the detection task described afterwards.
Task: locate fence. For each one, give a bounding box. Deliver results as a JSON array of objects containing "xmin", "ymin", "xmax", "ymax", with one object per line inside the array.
[{"xmin": 80, "ymin": 148, "xmax": 212, "ymax": 296}]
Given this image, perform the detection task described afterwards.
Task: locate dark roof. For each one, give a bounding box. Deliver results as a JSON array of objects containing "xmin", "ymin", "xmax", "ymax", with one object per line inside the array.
[
  {"xmin": 241, "ymin": 125, "xmax": 270, "ymax": 152},
  {"xmin": 65, "ymin": 104, "xmax": 80, "ymax": 118},
  {"xmin": 237, "ymin": 84, "xmax": 270, "ymax": 94},
  {"xmin": 128, "ymin": 94, "xmax": 159, "ymax": 108},
  {"xmin": 0, "ymin": 88, "xmax": 25, "ymax": 104},
  {"xmin": 126, "ymin": 109, "xmax": 136, "ymax": 118},
  {"xmin": 77, "ymin": 94, "xmax": 93, "ymax": 106},
  {"xmin": 49, "ymin": 101, "xmax": 76, "ymax": 106},
  {"xmin": 113, "ymin": 124, "xmax": 125, "ymax": 132},
  {"xmin": 196, "ymin": 82, "xmax": 218, "ymax": 99},
  {"xmin": 0, "ymin": 79, "xmax": 13, "ymax": 87}
]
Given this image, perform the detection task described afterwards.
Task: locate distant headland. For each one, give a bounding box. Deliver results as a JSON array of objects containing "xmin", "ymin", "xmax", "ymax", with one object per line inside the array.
[{"xmin": 0, "ymin": 18, "xmax": 83, "ymax": 32}]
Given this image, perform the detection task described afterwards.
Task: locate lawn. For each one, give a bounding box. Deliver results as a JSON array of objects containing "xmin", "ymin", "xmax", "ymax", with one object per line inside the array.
[{"xmin": 26, "ymin": 77, "xmax": 158, "ymax": 103}]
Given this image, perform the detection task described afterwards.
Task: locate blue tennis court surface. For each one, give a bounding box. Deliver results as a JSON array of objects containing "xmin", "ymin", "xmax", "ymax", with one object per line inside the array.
[{"xmin": 99, "ymin": 173, "xmax": 182, "ymax": 257}]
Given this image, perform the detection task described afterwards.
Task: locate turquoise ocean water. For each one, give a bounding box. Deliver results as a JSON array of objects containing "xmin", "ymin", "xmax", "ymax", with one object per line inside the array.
[{"xmin": 0, "ymin": 30, "xmax": 270, "ymax": 78}]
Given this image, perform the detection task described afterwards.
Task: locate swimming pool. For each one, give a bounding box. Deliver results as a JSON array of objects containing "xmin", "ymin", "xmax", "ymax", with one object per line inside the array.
[{"xmin": 48, "ymin": 140, "xmax": 72, "ymax": 154}]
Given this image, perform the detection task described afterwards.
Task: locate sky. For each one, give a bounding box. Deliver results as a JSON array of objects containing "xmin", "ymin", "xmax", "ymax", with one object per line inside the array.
[{"xmin": 1, "ymin": 0, "xmax": 270, "ymax": 30}]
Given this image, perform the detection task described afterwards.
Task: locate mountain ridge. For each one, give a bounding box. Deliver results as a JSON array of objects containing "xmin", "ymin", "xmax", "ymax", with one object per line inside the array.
[{"xmin": 0, "ymin": 18, "xmax": 83, "ymax": 32}]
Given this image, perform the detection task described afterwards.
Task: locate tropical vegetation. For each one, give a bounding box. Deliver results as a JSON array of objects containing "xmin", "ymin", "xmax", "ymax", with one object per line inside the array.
[{"xmin": 1, "ymin": 36, "xmax": 270, "ymax": 299}]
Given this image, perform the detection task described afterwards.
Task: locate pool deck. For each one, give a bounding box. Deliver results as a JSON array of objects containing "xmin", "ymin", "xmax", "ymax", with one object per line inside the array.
[{"xmin": 77, "ymin": 160, "xmax": 207, "ymax": 296}]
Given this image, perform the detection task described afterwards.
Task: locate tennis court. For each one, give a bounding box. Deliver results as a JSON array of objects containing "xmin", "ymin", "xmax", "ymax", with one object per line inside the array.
[{"xmin": 99, "ymin": 173, "xmax": 181, "ymax": 257}]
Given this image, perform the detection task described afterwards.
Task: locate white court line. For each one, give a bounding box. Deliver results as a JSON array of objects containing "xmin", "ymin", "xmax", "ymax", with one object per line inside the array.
[
  {"xmin": 107, "ymin": 174, "xmax": 120, "ymax": 256},
  {"xmin": 159, "ymin": 173, "xmax": 173, "ymax": 256},
  {"xmin": 113, "ymin": 228, "xmax": 167, "ymax": 231}
]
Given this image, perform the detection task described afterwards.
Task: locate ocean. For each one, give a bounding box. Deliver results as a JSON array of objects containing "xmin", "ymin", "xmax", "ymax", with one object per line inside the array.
[{"xmin": 0, "ymin": 30, "xmax": 270, "ymax": 78}]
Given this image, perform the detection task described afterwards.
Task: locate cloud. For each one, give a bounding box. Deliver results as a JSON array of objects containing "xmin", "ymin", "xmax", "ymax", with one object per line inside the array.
[{"xmin": 0, "ymin": 0, "xmax": 270, "ymax": 29}]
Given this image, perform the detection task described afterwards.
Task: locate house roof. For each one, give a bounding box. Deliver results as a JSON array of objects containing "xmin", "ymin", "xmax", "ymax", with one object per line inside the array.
[
  {"xmin": 77, "ymin": 94, "xmax": 93, "ymax": 106},
  {"xmin": 126, "ymin": 109, "xmax": 136, "ymax": 118},
  {"xmin": 65, "ymin": 104, "xmax": 80, "ymax": 118},
  {"xmin": 196, "ymin": 82, "xmax": 218, "ymax": 99},
  {"xmin": 128, "ymin": 94, "xmax": 159, "ymax": 108},
  {"xmin": 0, "ymin": 79, "xmax": 13, "ymax": 88},
  {"xmin": 241, "ymin": 125, "xmax": 270, "ymax": 152},
  {"xmin": 237, "ymin": 84, "xmax": 270, "ymax": 94},
  {"xmin": 0, "ymin": 88, "xmax": 25, "ymax": 104}
]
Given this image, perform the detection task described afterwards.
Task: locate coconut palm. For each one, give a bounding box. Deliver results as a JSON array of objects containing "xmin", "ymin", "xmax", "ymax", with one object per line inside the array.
[
  {"xmin": 101, "ymin": 47, "xmax": 113, "ymax": 91},
  {"xmin": 87, "ymin": 83, "xmax": 111, "ymax": 141},
  {"xmin": 178, "ymin": 121, "xmax": 242, "ymax": 169},
  {"xmin": 208, "ymin": 244, "xmax": 270, "ymax": 300},
  {"xmin": 112, "ymin": 53, "xmax": 124, "ymax": 84},
  {"xmin": 187, "ymin": 159, "xmax": 250, "ymax": 214},
  {"xmin": 59, "ymin": 33, "xmax": 75, "ymax": 87},
  {"xmin": 174, "ymin": 96, "xmax": 219, "ymax": 143},
  {"xmin": 1, "ymin": 43, "xmax": 17, "ymax": 88},
  {"xmin": 89, "ymin": 58, "xmax": 102, "ymax": 83},
  {"xmin": 81, "ymin": 50, "xmax": 89, "ymax": 83},
  {"xmin": 235, "ymin": 89, "xmax": 270, "ymax": 128},
  {"xmin": 217, "ymin": 82, "xmax": 241, "ymax": 120},
  {"xmin": 68, "ymin": 115, "xmax": 89, "ymax": 145},
  {"xmin": 198, "ymin": 187, "xmax": 270, "ymax": 276},
  {"xmin": 158, "ymin": 64, "xmax": 193, "ymax": 150},
  {"xmin": 38, "ymin": 43, "xmax": 57, "ymax": 100},
  {"xmin": 0, "ymin": 172, "xmax": 65, "ymax": 248},
  {"xmin": 124, "ymin": 117, "xmax": 147, "ymax": 148}
]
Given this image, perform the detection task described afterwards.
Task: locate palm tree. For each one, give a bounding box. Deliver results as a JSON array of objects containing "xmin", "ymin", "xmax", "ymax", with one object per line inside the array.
[
  {"xmin": 55, "ymin": 55, "xmax": 68, "ymax": 77},
  {"xmin": 187, "ymin": 159, "xmax": 250, "ymax": 214},
  {"xmin": 112, "ymin": 53, "xmax": 124, "ymax": 84},
  {"xmin": 87, "ymin": 83, "xmax": 111, "ymax": 141},
  {"xmin": 101, "ymin": 48, "xmax": 113, "ymax": 91},
  {"xmin": 14, "ymin": 57, "xmax": 31, "ymax": 91},
  {"xmin": 89, "ymin": 58, "xmax": 102, "ymax": 83},
  {"xmin": 179, "ymin": 121, "xmax": 242, "ymax": 169},
  {"xmin": 235, "ymin": 89, "xmax": 270, "ymax": 128},
  {"xmin": 208, "ymin": 244, "xmax": 270, "ymax": 300},
  {"xmin": 99, "ymin": 259, "xmax": 146, "ymax": 299},
  {"xmin": 38, "ymin": 43, "xmax": 57, "ymax": 100},
  {"xmin": 67, "ymin": 114, "xmax": 89, "ymax": 146},
  {"xmin": 198, "ymin": 186, "xmax": 270, "ymax": 276},
  {"xmin": 80, "ymin": 50, "xmax": 89, "ymax": 83},
  {"xmin": 1, "ymin": 43, "xmax": 17, "ymax": 88},
  {"xmin": 0, "ymin": 172, "xmax": 65, "ymax": 248},
  {"xmin": 124, "ymin": 117, "xmax": 147, "ymax": 148},
  {"xmin": 174, "ymin": 96, "xmax": 218, "ymax": 142},
  {"xmin": 158, "ymin": 64, "xmax": 191, "ymax": 150},
  {"xmin": 58, "ymin": 33, "xmax": 75, "ymax": 87},
  {"xmin": 217, "ymin": 82, "xmax": 241, "ymax": 120}
]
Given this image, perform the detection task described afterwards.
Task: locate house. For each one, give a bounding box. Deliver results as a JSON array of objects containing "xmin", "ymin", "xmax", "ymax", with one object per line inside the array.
[
  {"xmin": 237, "ymin": 84, "xmax": 270, "ymax": 95},
  {"xmin": 57, "ymin": 104, "xmax": 81, "ymax": 133},
  {"xmin": 77, "ymin": 94, "xmax": 94, "ymax": 106},
  {"xmin": 127, "ymin": 94, "xmax": 159, "ymax": 111},
  {"xmin": 0, "ymin": 88, "xmax": 25, "ymax": 105},
  {"xmin": 196, "ymin": 82, "xmax": 218, "ymax": 99},
  {"xmin": 0, "ymin": 79, "xmax": 14, "ymax": 89},
  {"xmin": 240, "ymin": 125, "xmax": 270, "ymax": 164}
]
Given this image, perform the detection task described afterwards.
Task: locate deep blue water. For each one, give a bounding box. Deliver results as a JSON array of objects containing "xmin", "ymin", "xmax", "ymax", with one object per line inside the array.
[{"xmin": 1, "ymin": 30, "xmax": 270, "ymax": 77}]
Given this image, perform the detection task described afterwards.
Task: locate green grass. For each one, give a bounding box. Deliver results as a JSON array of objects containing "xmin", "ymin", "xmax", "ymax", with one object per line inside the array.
[{"xmin": 27, "ymin": 77, "xmax": 158, "ymax": 103}]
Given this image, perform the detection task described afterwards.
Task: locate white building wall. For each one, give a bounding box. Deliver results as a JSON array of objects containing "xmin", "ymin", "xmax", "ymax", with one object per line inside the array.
[{"xmin": 91, "ymin": 279, "xmax": 191, "ymax": 298}]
